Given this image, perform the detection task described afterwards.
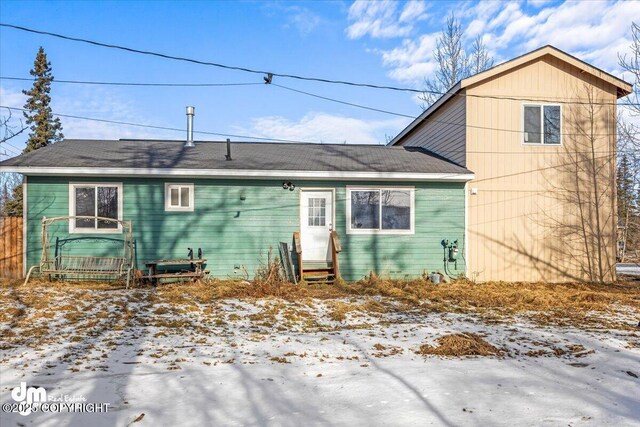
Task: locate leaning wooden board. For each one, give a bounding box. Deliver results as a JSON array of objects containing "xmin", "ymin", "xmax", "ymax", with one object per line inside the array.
[{"xmin": 279, "ymin": 242, "xmax": 296, "ymax": 284}]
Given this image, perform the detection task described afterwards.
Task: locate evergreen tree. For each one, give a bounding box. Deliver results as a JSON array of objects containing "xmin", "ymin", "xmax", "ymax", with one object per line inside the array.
[
  {"xmin": 22, "ymin": 47, "xmax": 63, "ymax": 153},
  {"xmin": 617, "ymin": 154, "xmax": 640, "ymax": 261},
  {"xmin": 2, "ymin": 183, "xmax": 23, "ymax": 217},
  {"xmin": 617, "ymin": 154, "xmax": 634, "ymax": 218}
]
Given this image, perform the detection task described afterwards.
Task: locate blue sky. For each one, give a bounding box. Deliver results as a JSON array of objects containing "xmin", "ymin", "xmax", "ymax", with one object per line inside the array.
[{"xmin": 0, "ymin": 0, "xmax": 638, "ymax": 158}]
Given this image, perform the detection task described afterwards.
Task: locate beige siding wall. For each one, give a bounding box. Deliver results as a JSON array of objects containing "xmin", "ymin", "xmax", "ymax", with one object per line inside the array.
[
  {"xmin": 398, "ymin": 95, "xmax": 467, "ymax": 166},
  {"xmin": 465, "ymin": 55, "xmax": 618, "ymax": 282}
]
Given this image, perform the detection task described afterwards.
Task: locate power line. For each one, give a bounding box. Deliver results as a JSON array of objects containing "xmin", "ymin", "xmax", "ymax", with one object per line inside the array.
[
  {"xmin": 0, "ymin": 104, "xmax": 627, "ymax": 148},
  {"xmin": 0, "ymin": 141, "xmax": 22, "ymax": 156},
  {"xmin": 0, "ymin": 138, "xmax": 23, "ymax": 155},
  {"xmin": 272, "ymin": 83, "xmax": 639, "ymax": 125},
  {"xmin": 1, "ymin": 23, "xmax": 638, "ymax": 108},
  {"xmin": 0, "ymin": 23, "xmax": 424, "ymax": 94},
  {"xmin": 0, "ymin": 105, "xmax": 347, "ymax": 145},
  {"xmin": 0, "ymin": 76, "xmax": 262, "ymax": 88},
  {"xmin": 3, "ymin": 74, "xmax": 635, "ymax": 130},
  {"xmin": 3, "ymin": 74, "xmax": 637, "ymax": 114},
  {"xmin": 272, "ymin": 83, "xmax": 415, "ymax": 119}
]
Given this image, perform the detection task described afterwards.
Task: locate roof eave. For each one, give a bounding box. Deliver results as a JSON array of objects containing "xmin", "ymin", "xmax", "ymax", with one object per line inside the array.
[
  {"xmin": 460, "ymin": 45, "xmax": 633, "ymax": 95},
  {"xmin": 0, "ymin": 166, "xmax": 474, "ymax": 182}
]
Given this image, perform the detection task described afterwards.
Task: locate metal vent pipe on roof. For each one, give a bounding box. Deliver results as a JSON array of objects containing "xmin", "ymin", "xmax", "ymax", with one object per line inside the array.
[
  {"xmin": 225, "ymin": 138, "xmax": 232, "ymax": 161},
  {"xmin": 185, "ymin": 106, "xmax": 195, "ymax": 147}
]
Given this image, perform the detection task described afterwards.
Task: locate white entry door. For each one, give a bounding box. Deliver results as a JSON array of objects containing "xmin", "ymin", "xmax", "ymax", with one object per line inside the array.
[{"xmin": 300, "ymin": 190, "xmax": 333, "ymax": 262}]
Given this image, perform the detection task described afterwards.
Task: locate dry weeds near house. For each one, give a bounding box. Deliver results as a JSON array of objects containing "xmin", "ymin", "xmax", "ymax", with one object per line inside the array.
[{"xmin": 2, "ymin": 275, "xmax": 639, "ymax": 324}]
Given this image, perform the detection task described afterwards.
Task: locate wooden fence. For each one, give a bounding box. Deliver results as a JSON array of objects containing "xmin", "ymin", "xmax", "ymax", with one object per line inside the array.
[{"xmin": 1, "ymin": 217, "xmax": 23, "ymax": 279}]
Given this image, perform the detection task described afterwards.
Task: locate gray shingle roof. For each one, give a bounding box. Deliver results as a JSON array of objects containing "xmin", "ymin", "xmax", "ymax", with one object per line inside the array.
[{"xmin": 0, "ymin": 139, "xmax": 472, "ymax": 176}]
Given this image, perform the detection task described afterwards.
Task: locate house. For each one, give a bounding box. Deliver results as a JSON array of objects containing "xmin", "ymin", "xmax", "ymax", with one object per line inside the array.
[
  {"xmin": 0, "ymin": 139, "xmax": 473, "ymax": 282},
  {"xmin": 1, "ymin": 45, "xmax": 631, "ymax": 284},
  {"xmin": 389, "ymin": 46, "xmax": 632, "ymax": 282}
]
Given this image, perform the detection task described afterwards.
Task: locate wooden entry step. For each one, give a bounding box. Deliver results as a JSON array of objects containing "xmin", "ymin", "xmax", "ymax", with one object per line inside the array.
[{"xmin": 294, "ymin": 230, "xmax": 342, "ymax": 285}]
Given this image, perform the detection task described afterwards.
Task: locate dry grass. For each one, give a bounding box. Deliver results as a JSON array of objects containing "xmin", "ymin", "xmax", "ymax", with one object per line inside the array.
[
  {"xmin": 1, "ymin": 273, "xmax": 638, "ymax": 331},
  {"xmin": 417, "ymin": 333, "xmax": 503, "ymax": 357},
  {"xmin": 327, "ymin": 301, "xmax": 359, "ymax": 322},
  {"xmin": 350, "ymin": 273, "xmax": 640, "ymax": 313}
]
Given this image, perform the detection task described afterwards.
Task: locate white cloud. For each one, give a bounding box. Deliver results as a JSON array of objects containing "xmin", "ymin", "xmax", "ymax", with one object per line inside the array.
[
  {"xmin": 378, "ymin": 33, "xmax": 438, "ymax": 84},
  {"xmin": 52, "ymin": 87, "xmax": 167, "ymax": 140},
  {"xmin": 475, "ymin": 0, "xmax": 639, "ymax": 73},
  {"xmin": 346, "ymin": 0, "xmax": 428, "ymax": 39},
  {"xmin": 0, "ymin": 85, "xmax": 26, "ymax": 109},
  {"xmin": 388, "ymin": 61, "xmax": 437, "ymax": 84},
  {"xmin": 282, "ymin": 6, "xmax": 323, "ymax": 35},
  {"xmin": 0, "ymin": 84, "xmax": 167, "ymax": 146},
  {"xmin": 399, "ymin": 0, "xmax": 429, "ymax": 23},
  {"xmin": 234, "ymin": 112, "xmax": 409, "ymax": 145},
  {"xmin": 366, "ymin": 0, "xmax": 638, "ymax": 92},
  {"xmin": 527, "ymin": 0, "xmax": 554, "ymax": 8}
]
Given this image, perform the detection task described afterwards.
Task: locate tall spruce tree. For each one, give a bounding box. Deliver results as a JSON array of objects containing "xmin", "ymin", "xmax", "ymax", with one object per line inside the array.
[{"xmin": 22, "ymin": 47, "xmax": 63, "ymax": 153}]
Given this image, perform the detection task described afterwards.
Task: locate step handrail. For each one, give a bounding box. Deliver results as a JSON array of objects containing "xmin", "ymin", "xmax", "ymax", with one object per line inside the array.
[
  {"xmin": 293, "ymin": 231, "xmax": 303, "ymax": 281},
  {"xmin": 330, "ymin": 230, "xmax": 341, "ymax": 280}
]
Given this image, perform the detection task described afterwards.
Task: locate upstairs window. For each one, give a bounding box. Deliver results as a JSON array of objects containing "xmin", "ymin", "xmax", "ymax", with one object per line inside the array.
[
  {"xmin": 165, "ymin": 183, "xmax": 194, "ymax": 212},
  {"xmin": 347, "ymin": 187, "xmax": 414, "ymax": 235},
  {"xmin": 523, "ymin": 104, "xmax": 561, "ymax": 145},
  {"xmin": 69, "ymin": 183, "xmax": 122, "ymax": 233}
]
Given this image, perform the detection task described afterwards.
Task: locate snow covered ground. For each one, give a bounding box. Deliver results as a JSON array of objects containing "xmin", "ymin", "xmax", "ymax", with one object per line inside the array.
[
  {"xmin": 1, "ymin": 286, "xmax": 639, "ymax": 426},
  {"xmin": 618, "ymin": 263, "xmax": 640, "ymax": 276}
]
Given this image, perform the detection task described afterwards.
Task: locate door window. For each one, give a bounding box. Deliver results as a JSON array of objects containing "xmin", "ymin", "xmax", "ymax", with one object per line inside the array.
[{"xmin": 307, "ymin": 197, "xmax": 326, "ymax": 227}]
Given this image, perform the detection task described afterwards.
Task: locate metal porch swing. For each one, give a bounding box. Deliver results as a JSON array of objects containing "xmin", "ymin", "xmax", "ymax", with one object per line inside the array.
[{"xmin": 23, "ymin": 216, "xmax": 135, "ymax": 288}]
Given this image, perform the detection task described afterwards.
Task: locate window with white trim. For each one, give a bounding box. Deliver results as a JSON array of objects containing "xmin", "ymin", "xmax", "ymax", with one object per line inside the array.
[
  {"xmin": 69, "ymin": 183, "xmax": 122, "ymax": 233},
  {"xmin": 346, "ymin": 187, "xmax": 414, "ymax": 234},
  {"xmin": 165, "ymin": 183, "xmax": 194, "ymax": 211},
  {"xmin": 523, "ymin": 104, "xmax": 561, "ymax": 145}
]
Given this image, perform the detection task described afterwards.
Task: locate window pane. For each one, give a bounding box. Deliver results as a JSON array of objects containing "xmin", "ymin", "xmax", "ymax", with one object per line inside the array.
[
  {"xmin": 75, "ymin": 187, "xmax": 95, "ymax": 228},
  {"xmin": 543, "ymin": 105, "xmax": 561, "ymax": 144},
  {"xmin": 170, "ymin": 188, "xmax": 179, "ymax": 206},
  {"xmin": 180, "ymin": 187, "xmax": 190, "ymax": 207},
  {"xmin": 307, "ymin": 197, "xmax": 326, "ymax": 227},
  {"xmin": 97, "ymin": 187, "xmax": 118, "ymax": 229},
  {"xmin": 351, "ymin": 191, "xmax": 379, "ymax": 229},
  {"xmin": 524, "ymin": 106, "xmax": 541, "ymax": 143},
  {"xmin": 381, "ymin": 190, "xmax": 411, "ymax": 230}
]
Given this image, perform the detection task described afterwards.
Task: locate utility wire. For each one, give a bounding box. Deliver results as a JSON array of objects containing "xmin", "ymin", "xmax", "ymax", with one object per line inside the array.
[
  {"xmin": 0, "ymin": 105, "xmax": 624, "ymax": 155},
  {"xmin": 0, "ymin": 141, "xmax": 22, "ymax": 156},
  {"xmin": 1, "ymin": 23, "xmax": 637, "ymax": 107},
  {"xmin": 272, "ymin": 83, "xmax": 415, "ymax": 118},
  {"xmin": 0, "ymin": 76, "xmax": 262, "ymax": 87},
  {"xmin": 0, "ymin": 105, "xmax": 344, "ymax": 145},
  {"xmin": 2, "ymin": 75, "xmax": 635, "ymax": 130},
  {"xmin": 0, "ymin": 23, "xmax": 423, "ymax": 94},
  {"xmin": 0, "ymin": 137, "xmax": 24, "ymax": 155},
  {"xmin": 0, "ymin": 103, "xmax": 626, "ymax": 143},
  {"xmin": 2, "ymin": 75, "xmax": 637, "ymax": 111}
]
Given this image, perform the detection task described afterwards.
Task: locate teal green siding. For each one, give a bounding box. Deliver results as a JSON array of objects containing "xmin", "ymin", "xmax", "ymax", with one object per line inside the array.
[{"xmin": 26, "ymin": 177, "xmax": 466, "ymax": 281}]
